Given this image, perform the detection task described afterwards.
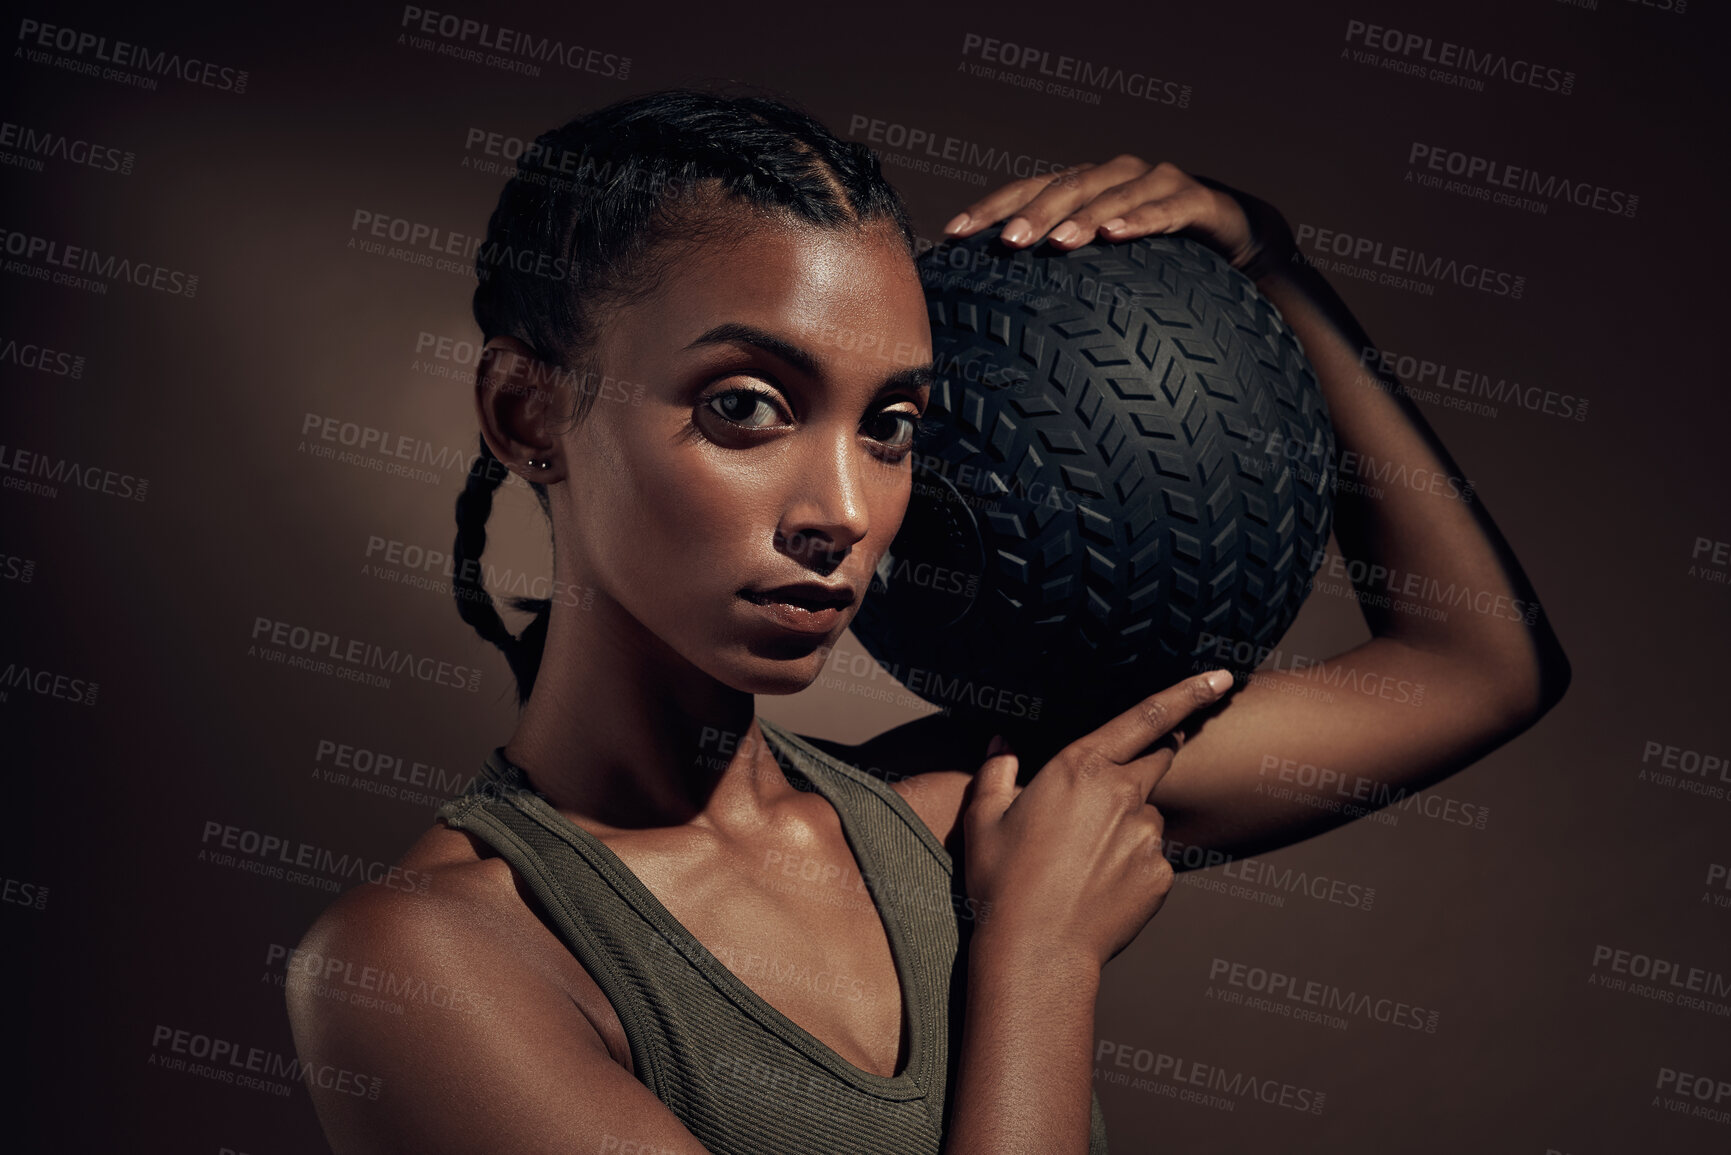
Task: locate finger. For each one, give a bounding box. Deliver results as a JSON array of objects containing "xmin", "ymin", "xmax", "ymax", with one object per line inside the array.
[
  {"xmin": 997, "ymin": 156, "xmax": 1157, "ymax": 246},
  {"xmin": 965, "ymin": 735, "xmax": 1021, "ymax": 830},
  {"xmin": 944, "ymin": 165, "xmax": 1097, "ymax": 237},
  {"xmin": 1122, "ymin": 743, "xmax": 1177, "ymax": 806},
  {"xmin": 1095, "ymin": 186, "xmax": 1218, "ymax": 244},
  {"xmin": 1043, "ymin": 165, "xmax": 1195, "ymax": 250},
  {"xmin": 1090, "ymin": 670, "xmax": 1233, "ymax": 767},
  {"xmin": 949, "ymin": 159, "xmax": 1133, "ymax": 242}
]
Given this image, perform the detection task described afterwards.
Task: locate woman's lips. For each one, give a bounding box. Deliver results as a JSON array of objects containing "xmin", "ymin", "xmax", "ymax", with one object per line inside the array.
[{"xmin": 738, "ymin": 588, "xmax": 850, "ymax": 635}]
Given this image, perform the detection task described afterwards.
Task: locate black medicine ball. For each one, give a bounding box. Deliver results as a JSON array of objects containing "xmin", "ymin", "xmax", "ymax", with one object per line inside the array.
[{"xmin": 848, "ymin": 224, "xmax": 1337, "ymax": 735}]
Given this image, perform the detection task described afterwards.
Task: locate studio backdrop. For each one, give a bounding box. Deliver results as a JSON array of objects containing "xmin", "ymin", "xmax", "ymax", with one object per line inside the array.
[{"xmin": 4, "ymin": 1, "xmax": 1728, "ymax": 1152}]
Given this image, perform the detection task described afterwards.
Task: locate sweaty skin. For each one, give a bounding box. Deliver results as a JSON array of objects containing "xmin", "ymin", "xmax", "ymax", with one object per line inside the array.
[{"xmin": 288, "ymin": 163, "xmax": 1568, "ymax": 1155}]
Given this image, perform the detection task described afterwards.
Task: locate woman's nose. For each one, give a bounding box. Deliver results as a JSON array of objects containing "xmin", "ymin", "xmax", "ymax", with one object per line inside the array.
[{"xmin": 777, "ymin": 433, "xmax": 873, "ymax": 571}]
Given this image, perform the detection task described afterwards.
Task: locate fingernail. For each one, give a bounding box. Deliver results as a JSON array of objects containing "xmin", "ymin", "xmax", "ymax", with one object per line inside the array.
[
  {"xmin": 986, "ymin": 733, "xmax": 1007, "ymax": 757},
  {"xmin": 1001, "ymin": 219, "xmax": 1030, "ymax": 245},
  {"xmin": 944, "ymin": 212, "xmax": 970, "ymax": 235},
  {"xmin": 1100, "ymin": 217, "xmax": 1127, "ymax": 233},
  {"xmin": 1206, "ymin": 670, "xmax": 1233, "ymax": 693},
  {"xmin": 1050, "ymin": 221, "xmax": 1079, "ymax": 244}
]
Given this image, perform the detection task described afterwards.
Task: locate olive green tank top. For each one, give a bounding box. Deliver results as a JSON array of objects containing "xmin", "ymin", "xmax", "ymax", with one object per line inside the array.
[{"xmin": 435, "ymin": 715, "xmax": 1109, "ymax": 1155}]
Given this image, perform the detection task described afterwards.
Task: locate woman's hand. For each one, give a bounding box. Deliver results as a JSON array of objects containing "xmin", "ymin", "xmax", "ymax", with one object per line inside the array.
[
  {"xmin": 961, "ymin": 669, "xmax": 1234, "ymax": 971},
  {"xmin": 942, "ymin": 155, "xmax": 1292, "ymax": 277}
]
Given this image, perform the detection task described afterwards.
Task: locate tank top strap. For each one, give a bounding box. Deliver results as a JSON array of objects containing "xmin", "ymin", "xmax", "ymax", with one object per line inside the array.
[
  {"xmin": 751, "ymin": 716, "xmax": 955, "ymax": 871},
  {"xmin": 434, "ymin": 751, "xmax": 693, "ymax": 1102}
]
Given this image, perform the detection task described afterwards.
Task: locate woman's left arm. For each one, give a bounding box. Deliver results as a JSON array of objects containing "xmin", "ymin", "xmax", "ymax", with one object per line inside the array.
[{"xmin": 945, "ymin": 156, "xmax": 1571, "ymax": 859}]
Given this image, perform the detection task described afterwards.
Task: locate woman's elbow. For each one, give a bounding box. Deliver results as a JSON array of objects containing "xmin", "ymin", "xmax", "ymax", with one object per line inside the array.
[
  {"xmin": 1533, "ymin": 641, "xmax": 1572, "ymax": 716},
  {"xmin": 1486, "ymin": 630, "xmax": 1571, "ymax": 736}
]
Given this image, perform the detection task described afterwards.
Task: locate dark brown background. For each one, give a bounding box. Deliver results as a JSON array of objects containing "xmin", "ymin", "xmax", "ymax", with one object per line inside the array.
[{"xmin": 5, "ymin": 0, "xmax": 1728, "ymax": 1151}]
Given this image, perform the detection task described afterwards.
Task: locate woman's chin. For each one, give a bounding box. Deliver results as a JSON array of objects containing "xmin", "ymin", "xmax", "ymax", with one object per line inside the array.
[{"xmin": 727, "ymin": 649, "xmax": 833, "ymax": 697}]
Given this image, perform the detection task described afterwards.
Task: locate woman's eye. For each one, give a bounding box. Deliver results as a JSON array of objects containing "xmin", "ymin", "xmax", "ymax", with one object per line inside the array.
[
  {"xmin": 705, "ymin": 389, "xmax": 786, "ymax": 429},
  {"xmin": 865, "ymin": 410, "xmax": 918, "ymax": 451}
]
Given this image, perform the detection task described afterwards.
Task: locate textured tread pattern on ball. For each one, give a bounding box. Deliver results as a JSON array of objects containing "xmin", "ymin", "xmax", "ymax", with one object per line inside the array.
[{"xmin": 852, "ymin": 230, "xmax": 1336, "ymax": 722}]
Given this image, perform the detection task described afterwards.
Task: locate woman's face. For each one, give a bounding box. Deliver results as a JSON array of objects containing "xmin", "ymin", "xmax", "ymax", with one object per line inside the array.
[{"xmin": 552, "ymin": 216, "xmax": 934, "ymax": 696}]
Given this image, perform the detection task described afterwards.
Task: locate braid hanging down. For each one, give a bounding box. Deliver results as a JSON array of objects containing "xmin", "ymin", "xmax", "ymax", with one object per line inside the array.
[{"xmin": 452, "ymin": 438, "xmax": 550, "ymax": 705}]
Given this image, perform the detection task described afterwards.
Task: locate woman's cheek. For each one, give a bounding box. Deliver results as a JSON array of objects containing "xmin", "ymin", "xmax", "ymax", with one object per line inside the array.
[{"xmin": 655, "ymin": 468, "xmax": 767, "ymax": 584}]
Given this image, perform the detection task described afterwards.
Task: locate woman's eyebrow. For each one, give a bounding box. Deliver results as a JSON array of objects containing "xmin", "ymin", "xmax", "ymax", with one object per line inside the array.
[
  {"xmin": 880, "ymin": 364, "xmax": 936, "ymax": 393},
  {"xmin": 682, "ymin": 321, "xmax": 937, "ymax": 391},
  {"xmin": 682, "ymin": 322, "xmax": 821, "ymax": 376}
]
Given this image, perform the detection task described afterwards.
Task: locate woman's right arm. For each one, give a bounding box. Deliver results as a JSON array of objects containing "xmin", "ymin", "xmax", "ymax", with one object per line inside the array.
[
  {"xmin": 287, "ymin": 874, "xmax": 713, "ymax": 1155},
  {"xmin": 940, "ymin": 670, "xmax": 1232, "ymax": 1155}
]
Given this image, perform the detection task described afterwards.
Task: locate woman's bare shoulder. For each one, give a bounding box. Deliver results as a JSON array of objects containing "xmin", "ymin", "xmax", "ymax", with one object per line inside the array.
[
  {"xmin": 287, "ymin": 822, "xmax": 614, "ymax": 1053},
  {"xmin": 297, "ymin": 824, "xmax": 523, "ymax": 958},
  {"xmin": 284, "ymin": 823, "xmax": 679, "ymax": 1152},
  {"xmin": 294, "ymin": 820, "xmax": 564, "ymax": 1004}
]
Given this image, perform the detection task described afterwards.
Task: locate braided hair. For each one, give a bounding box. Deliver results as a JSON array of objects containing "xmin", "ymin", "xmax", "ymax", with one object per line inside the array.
[{"xmin": 454, "ymin": 87, "xmax": 916, "ymax": 704}]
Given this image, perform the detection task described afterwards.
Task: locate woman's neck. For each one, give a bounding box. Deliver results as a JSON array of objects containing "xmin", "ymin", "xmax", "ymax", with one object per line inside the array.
[{"xmin": 500, "ymin": 593, "xmax": 795, "ymax": 832}]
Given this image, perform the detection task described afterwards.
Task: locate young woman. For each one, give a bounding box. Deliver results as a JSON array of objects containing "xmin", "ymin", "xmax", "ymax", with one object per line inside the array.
[{"xmin": 287, "ymin": 89, "xmax": 1569, "ymax": 1155}]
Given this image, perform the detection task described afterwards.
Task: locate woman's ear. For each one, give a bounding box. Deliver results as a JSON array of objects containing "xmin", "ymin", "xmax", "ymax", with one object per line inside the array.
[{"xmin": 475, "ymin": 336, "xmax": 569, "ymax": 482}]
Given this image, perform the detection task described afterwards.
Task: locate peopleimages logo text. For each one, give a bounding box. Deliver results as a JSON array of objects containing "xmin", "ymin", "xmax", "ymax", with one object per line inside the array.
[
  {"xmin": 959, "ymin": 34, "xmax": 1191, "ymax": 106},
  {"xmin": 201, "ymin": 821, "xmax": 430, "ymax": 894},
  {"xmin": 150, "ymin": 1024, "xmax": 381, "ymax": 1097},
  {"xmin": 16, "ymin": 18, "xmax": 249, "ymax": 92},
  {"xmin": 249, "ymin": 617, "xmax": 482, "ymax": 692},
  {"xmin": 1343, "ymin": 19, "xmax": 1574, "ymax": 94},
  {"xmin": 398, "ymin": 6, "xmax": 630, "ymax": 78},
  {"xmin": 1407, "ymin": 143, "xmax": 1636, "ymax": 217},
  {"xmin": 0, "ymin": 444, "xmax": 148, "ymax": 500},
  {"xmin": 0, "ymin": 120, "xmax": 134, "ymax": 174},
  {"xmin": 1293, "ymin": 224, "xmax": 1525, "ymax": 299},
  {"xmin": 0, "ymin": 228, "xmax": 198, "ymax": 296}
]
